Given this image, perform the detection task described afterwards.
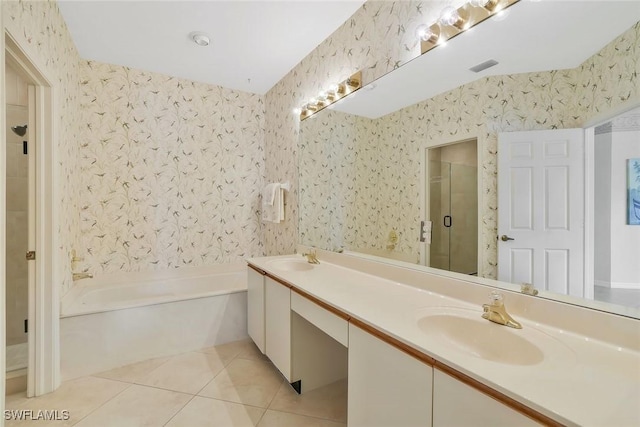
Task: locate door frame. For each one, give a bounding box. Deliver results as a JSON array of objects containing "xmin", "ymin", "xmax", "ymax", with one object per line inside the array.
[
  {"xmin": 419, "ymin": 135, "xmax": 482, "ymax": 276},
  {"xmin": 583, "ymin": 97, "xmax": 640, "ymax": 298},
  {"xmin": 2, "ymin": 27, "xmax": 60, "ymax": 398}
]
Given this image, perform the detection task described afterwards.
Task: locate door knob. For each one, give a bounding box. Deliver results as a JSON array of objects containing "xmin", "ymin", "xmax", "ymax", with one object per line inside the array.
[{"xmin": 500, "ymin": 235, "xmax": 515, "ymax": 242}]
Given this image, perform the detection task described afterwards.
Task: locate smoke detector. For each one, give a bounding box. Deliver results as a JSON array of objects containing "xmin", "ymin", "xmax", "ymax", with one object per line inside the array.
[{"xmin": 189, "ymin": 32, "xmax": 210, "ymax": 47}]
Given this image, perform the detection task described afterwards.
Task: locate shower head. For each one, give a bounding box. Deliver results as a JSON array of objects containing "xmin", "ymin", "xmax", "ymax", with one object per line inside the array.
[{"xmin": 11, "ymin": 125, "xmax": 27, "ymax": 137}]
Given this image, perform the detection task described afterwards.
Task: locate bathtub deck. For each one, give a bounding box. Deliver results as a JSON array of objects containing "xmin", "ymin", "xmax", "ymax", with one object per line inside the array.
[{"xmin": 6, "ymin": 339, "xmax": 347, "ymax": 427}]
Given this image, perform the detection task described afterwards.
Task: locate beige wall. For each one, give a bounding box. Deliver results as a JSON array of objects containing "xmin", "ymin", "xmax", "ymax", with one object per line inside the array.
[{"xmin": 77, "ymin": 61, "xmax": 266, "ymax": 275}]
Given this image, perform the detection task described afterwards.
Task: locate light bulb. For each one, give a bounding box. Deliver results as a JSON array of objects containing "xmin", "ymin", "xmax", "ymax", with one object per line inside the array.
[
  {"xmin": 439, "ymin": 6, "xmax": 460, "ymax": 27},
  {"xmin": 416, "ymin": 23, "xmax": 441, "ymax": 46},
  {"xmin": 416, "ymin": 24, "xmax": 431, "ymax": 41},
  {"xmin": 470, "ymin": 0, "xmax": 500, "ymax": 11}
]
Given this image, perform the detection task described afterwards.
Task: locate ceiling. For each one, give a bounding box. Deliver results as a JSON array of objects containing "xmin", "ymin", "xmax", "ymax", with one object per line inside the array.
[
  {"xmin": 58, "ymin": 1, "xmax": 366, "ymax": 95},
  {"xmin": 331, "ymin": 1, "xmax": 640, "ymax": 119}
]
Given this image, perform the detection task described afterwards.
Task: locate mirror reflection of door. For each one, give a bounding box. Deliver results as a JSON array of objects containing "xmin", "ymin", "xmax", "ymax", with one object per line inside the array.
[
  {"xmin": 497, "ymin": 129, "xmax": 585, "ymax": 298},
  {"xmin": 427, "ymin": 139, "xmax": 478, "ymax": 275}
]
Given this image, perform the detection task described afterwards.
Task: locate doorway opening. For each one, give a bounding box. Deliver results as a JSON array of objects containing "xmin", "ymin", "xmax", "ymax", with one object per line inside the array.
[
  {"xmin": 424, "ymin": 139, "xmax": 478, "ymax": 275},
  {"xmin": 5, "ymin": 61, "xmax": 30, "ymax": 394},
  {"xmin": 3, "ymin": 29, "xmax": 59, "ymax": 398},
  {"xmin": 591, "ymin": 106, "xmax": 640, "ymax": 309}
]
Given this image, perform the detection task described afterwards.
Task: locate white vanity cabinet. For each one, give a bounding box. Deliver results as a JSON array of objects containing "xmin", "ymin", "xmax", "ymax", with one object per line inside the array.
[
  {"xmin": 247, "ymin": 266, "xmax": 266, "ymax": 353},
  {"xmin": 265, "ymin": 276, "xmax": 292, "ymax": 380},
  {"xmin": 348, "ymin": 323, "xmax": 433, "ymax": 427},
  {"xmin": 433, "ymin": 370, "xmax": 541, "ymax": 427}
]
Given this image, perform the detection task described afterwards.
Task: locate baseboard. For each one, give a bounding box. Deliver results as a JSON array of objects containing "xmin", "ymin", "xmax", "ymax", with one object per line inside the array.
[
  {"xmin": 610, "ymin": 281, "xmax": 640, "ymax": 290},
  {"xmin": 594, "ymin": 280, "xmax": 611, "ymax": 288}
]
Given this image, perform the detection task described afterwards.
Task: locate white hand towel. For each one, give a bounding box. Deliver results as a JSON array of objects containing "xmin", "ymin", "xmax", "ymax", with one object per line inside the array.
[
  {"xmin": 262, "ymin": 183, "xmax": 283, "ymax": 223},
  {"xmin": 263, "ymin": 183, "xmax": 279, "ymax": 206}
]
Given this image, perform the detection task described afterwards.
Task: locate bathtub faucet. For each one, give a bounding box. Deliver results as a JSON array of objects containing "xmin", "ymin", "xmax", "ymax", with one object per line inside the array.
[{"xmin": 72, "ymin": 272, "xmax": 93, "ymax": 281}]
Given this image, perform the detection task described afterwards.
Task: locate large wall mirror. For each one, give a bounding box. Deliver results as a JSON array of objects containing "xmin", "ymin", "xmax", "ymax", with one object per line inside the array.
[{"xmin": 299, "ymin": 1, "xmax": 640, "ymax": 318}]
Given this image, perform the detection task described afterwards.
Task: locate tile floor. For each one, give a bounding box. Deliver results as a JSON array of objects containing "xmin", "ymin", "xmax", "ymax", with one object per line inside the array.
[{"xmin": 5, "ymin": 339, "xmax": 347, "ymax": 427}]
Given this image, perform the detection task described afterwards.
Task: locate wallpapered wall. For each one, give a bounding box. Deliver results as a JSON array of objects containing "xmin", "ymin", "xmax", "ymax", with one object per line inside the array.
[
  {"xmin": 264, "ymin": 1, "xmax": 448, "ymax": 256},
  {"xmin": 268, "ymin": 1, "xmax": 639, "ymax": 278},
  {"xmin": 3, "ymin": 0, "xmax": 82, "ymax": 295},
  {"xmin": 299, "ymin": 110, "xmax": 394, "ymax": 256},
  {"xmin": 78, "ymin": 61, "xmax": 265, "ymax": 275}
]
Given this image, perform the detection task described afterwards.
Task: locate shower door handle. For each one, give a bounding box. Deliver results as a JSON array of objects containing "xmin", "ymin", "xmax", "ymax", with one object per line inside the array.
[{"xmin": 443, "ymin": 215, "xmax": 452, "ymax": 228}]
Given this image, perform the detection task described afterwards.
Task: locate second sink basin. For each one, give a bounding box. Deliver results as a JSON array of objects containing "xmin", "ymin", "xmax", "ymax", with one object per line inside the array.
[
  {"xmin": 415, "ymin": 307, "xmax": 574, "ymax": 366},
  {"xmin": 266, "ymin": 258, "xmax": 315, "ymax": 272}
]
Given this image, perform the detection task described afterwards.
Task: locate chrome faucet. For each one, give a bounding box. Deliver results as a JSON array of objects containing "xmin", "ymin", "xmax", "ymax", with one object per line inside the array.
[
  {"xmin": 482, "ymin": 291, "xmax": 522, "ymax": 329},
  {"xmin": 72, "ymin": 272, "xmax": 93, "ymax": 281},
  {"xmin": 302, "ymin": 249, "xmax": 320, "ymax": 264}
]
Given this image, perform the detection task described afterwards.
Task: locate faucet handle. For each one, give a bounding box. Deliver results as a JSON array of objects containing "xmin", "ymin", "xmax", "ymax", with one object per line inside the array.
[
  {"xmin": 520, "ymin": 283, "xmax": 538, "ymax": 296},
  {"xmin": 489, "ymin": 291, "xmax": 504, "ymax": 304}
]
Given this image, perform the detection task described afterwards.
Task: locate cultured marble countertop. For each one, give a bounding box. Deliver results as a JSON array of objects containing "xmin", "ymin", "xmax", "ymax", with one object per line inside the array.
[{"xmin": 248, "ymin": 255, "xmax": 640, "ymax": 427}]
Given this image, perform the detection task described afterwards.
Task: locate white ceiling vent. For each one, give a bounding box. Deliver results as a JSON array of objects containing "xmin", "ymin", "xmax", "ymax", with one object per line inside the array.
[{"xmin": 470, "ymin": 59, "xmax": 499, "ymax": 73}]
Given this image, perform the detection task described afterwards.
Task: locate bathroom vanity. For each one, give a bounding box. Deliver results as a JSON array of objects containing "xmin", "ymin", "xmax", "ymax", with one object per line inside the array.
[{"xmin": 247, "ymin": 251, "xmax": 640, "ymax": 427}]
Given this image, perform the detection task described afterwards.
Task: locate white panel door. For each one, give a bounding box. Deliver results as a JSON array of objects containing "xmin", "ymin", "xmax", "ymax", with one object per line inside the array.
[{"xmin": 498, "ymin": 129, "xmax": 584, "ymax": 297}]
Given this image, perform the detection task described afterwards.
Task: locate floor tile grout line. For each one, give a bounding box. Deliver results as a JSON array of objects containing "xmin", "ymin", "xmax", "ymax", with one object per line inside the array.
[
  {"xmin": 191, "ymin": 367, "xmax": 224, "ymax": 396},
  {"xmin": 266, "ymin": 379, "xmax": 287, "ymax": 410},
  {"xmin": 130, "ymin": 380, "xmax": 203, "ymax": 397},
  {"xmin": 269, "ymin": 408, "xmax": 347, "ymax": 425},
  {"xmin": 193, "ymin": 393, "xmax": 274, "ymax": 411},
  {"xmin": 189, "ymin": 348, "xmax": 247, "ymax": 395},
  {"xmin": 90, "ymin": 374, "xmax": 138, "ymax": 385},
  {"xmin": 194, "ymin": 394, "xmax": 269, "ymax": 411},
  {"xmin": 94, "ymin": 354, "xmax": 175, "ymax": 383},
  {"xmin": 161, "ymin": 394, "xmax": 197, "ymax": 427},
  {"xmin": 264, "ymin": 408, "xmax": 348, "ymax": 425},
  {"xmin": 266, "ymin": 380, "xmax": 349, "ymax": 424},
  {"xmin": 69, "ymin": 382, "xmax": 134, "ymax": 426}
]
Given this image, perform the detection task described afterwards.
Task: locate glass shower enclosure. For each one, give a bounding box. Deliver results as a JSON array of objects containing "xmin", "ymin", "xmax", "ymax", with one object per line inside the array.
[{"xmin": 429, "ymin": 159, "xmax": 478, "ymax": 275}]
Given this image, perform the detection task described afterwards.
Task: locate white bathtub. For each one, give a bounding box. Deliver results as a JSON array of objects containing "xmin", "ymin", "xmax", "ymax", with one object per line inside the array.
[{"xmin": 60, "ymin": 263, "xmax": 249, "ymax": 380}]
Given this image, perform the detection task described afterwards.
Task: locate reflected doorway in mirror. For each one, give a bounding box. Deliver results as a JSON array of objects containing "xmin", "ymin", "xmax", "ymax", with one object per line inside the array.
[{"xmin": 628, "ymin": 158, "xmax": 640, "ymax": 225}]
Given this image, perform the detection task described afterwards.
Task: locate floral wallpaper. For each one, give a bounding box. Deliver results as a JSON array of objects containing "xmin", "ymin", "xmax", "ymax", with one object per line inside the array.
[
  {"xmin": 2, "ymin": 0, "xmax": 638, "ymax": 293},
  {"xmin": 77, "ymin": 61, "xmax": 265, "ymax": 275},
  {"xmin": 293, "ymin": 18, "xmax": 640, "ymax": 279},
  {"xmin": 264, "ymin": 0, "xmax": 448, "ymax": 256},
  {"xmin": 3, "ymin": 0, "xmax": 82, "ymax": 295}
]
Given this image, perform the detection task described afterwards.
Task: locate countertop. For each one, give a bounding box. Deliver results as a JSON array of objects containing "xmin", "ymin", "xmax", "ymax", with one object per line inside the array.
[{"xmin": 248, "ymin": 254, "xmax": 640, "ymax": 427}]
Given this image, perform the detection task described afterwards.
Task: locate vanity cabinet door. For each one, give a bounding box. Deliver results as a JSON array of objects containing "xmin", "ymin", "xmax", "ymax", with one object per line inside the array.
[
  {"xmin": 433, "ymin": 370, "xmax": 540, "ymax": 427},
  {"xmin": 247, "ymin": 267, "xmax": 265, "ymax": 353},
  {"xmin": 348, "ymin": 324, "xmax": 433, "ymax": 427},
  {"xmin": 265, "ymin": 276, "xmax": 292, "ymax": 380}
]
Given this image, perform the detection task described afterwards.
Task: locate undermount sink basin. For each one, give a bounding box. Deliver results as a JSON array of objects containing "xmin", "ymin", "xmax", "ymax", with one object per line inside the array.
[
  {"xmin": 416, "ymin": 307, "xmax": 574, "ymax": 366},
  {"xmin": 266, "ymin": 259, "xmax": 315, "ymax": 272}
]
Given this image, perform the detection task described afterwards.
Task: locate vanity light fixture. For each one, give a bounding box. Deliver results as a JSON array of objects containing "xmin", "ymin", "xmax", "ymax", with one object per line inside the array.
[
  {"xmin": 190, "ymin": 31, "xmax": 210, "ymax": 47},
  {"xmin": 470, "ymin": 0, "xmax": 501, "ymax": 13},
  {"xmin": 418, "ymin": 0, "xmax": 519, "ymax": 55},
  {"xmin": 416, "ymin": 23, "xmax": 441, "ymax": 44},
  {"xmin": 299, "ymin": 71, "xmax": 362, "ymax": 121},
  {"xmin": 439, "ymin": 6, "xmax": 469, "ymax": 30}
]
